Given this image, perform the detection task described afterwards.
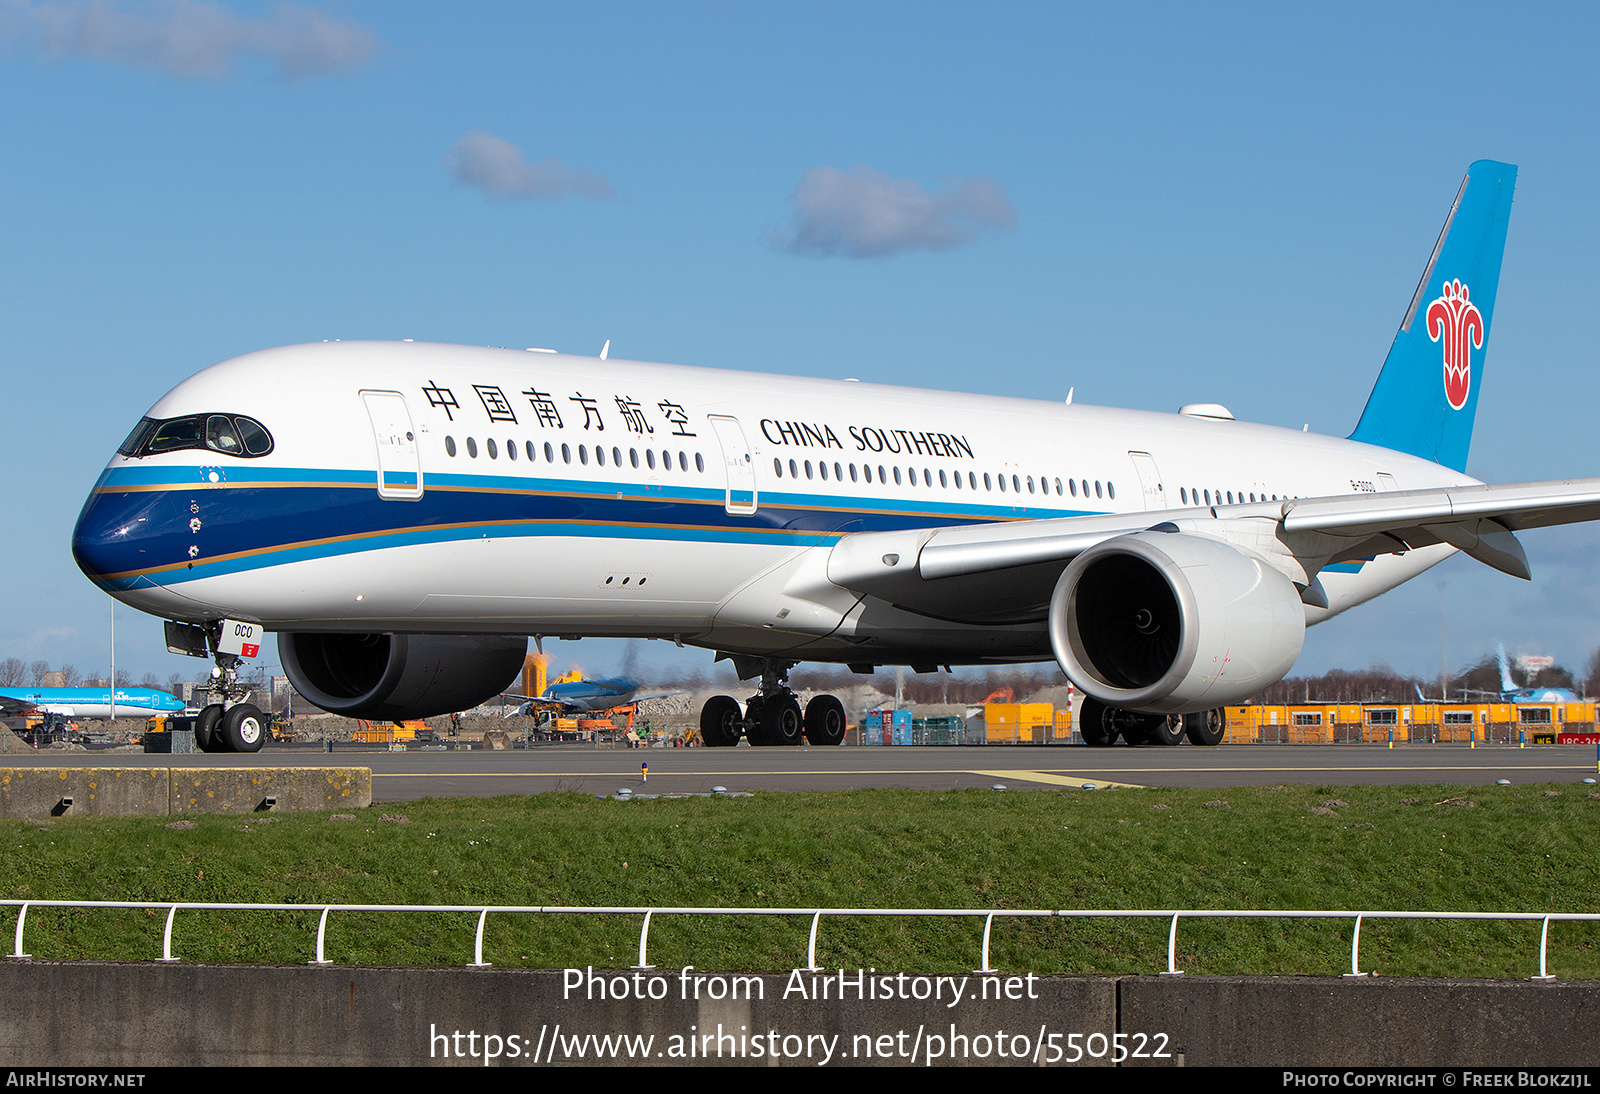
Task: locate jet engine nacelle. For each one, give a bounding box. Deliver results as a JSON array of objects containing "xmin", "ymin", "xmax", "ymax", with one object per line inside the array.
[
  {"xmin": 280, "ymin": 633, "xmax": 528, "ymax": 721},
  {"xmin": 1048, "ymin": 531, "xmax": 1305, "ymax": 715}
]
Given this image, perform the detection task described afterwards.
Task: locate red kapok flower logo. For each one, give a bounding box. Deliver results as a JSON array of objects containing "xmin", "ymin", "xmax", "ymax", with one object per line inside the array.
[{"xmin": 1426, "ymin": 278, "xmax": 1483, "ymax": 411}]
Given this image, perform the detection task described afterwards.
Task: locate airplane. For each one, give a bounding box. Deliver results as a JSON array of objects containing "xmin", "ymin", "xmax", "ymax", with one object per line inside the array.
[
  {"xmin": 0, "ymin": 686, "xmax": 185, "ymax": 721},
  {"xmin": 502, "ymin": 676, "xmax": 685, "ymax": 718},
  {"xmin": 70, "ymin": 159, "xmax": 1600, "ymax": 753},
  {"xmin": 1454, "ymin": 643, "xmax": 1583, "ymax": 705}
]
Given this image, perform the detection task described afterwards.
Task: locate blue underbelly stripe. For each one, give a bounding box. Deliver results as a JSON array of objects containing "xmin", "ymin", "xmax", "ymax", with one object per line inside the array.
[{"xmin": 75, "ymin": 466, "xmax": 1097, "ymax": 588}]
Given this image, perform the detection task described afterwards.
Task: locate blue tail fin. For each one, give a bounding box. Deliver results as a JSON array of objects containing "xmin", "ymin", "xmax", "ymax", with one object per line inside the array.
[{"xmin": 1348, "ymin": 160, "xmax": 1516, "ymax": 471}]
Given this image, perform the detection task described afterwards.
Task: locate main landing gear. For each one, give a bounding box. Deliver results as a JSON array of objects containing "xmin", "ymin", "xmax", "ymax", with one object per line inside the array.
[
  {"xmin": 1078, "ymin": 696, "xmax": 1224, "ymax": 747},
  {"xmin": 699, "ymin": 659, "xmax": 847, "ymax": 747}
]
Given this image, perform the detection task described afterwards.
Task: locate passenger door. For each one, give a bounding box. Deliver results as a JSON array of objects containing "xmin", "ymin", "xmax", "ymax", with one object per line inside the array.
[
  {"xmin": 361, "ymin": 390, "xmax": 424, "ymax": 500},
  {"xmin": 708, "ymin": 415, "xmax": 758, "ymax": 515}
]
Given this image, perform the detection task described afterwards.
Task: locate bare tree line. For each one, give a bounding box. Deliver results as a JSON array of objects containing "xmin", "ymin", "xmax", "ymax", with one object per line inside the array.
[
  {"xmin": 0, "ymin": 658, "xmax": 191, "ymax": 696},
  {"xmin": 1252, "ymin": 649, "xmax": 1597, "ymax": 706}
]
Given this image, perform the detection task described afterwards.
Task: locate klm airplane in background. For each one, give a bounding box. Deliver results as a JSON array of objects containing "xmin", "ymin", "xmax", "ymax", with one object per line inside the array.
[
  {"xmin": 71, "ymin": 161, "xmax": 1600, "ymax": 753},
  {"xmin": 0, "ymin": 687, "xmax": 185, "ymax": 721}
]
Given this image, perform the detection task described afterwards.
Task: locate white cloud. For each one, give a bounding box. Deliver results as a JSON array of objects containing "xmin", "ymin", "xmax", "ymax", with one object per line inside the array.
[
  {"xmin": 0, "ymin": 0, "xmax": 377, "ymax": 79},
  {"xmin": 446, "ymin": 131, "xmax": 614, "ymax": 202},
  {"xmin": 26, "ymin": 626, "xmax": 74, "ymax": 650},
  {"xmin": 772, "ymin": 165, "xmax": 1016, "ymax": 258}
]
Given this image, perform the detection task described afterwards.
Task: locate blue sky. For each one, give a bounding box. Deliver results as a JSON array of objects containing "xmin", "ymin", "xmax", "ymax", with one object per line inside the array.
[{"xmin": 4, "ymin": 1, "xmax": 1600, "ymax": 688}]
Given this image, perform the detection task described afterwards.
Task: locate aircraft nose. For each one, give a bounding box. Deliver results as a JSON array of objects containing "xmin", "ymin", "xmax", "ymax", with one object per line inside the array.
[{"xmin": 72, "ymin": 482, "xmax": 179, "ymax": 591}]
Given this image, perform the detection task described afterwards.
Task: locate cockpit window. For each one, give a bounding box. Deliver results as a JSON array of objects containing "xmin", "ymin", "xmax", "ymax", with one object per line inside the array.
[
  {"xmin": 206, "ymin": 415, "xmax": 242, "ymax": 454},
  {"xmin": 147, "ymin": 416, "xmax": 205, "ymax": 454},
  {"xmin": 117, "ymin": 418, "xmax": 157, "ymax": 458},
  {"xmin": 236, "ymin": 417, "xmax": 273, "ymax": 455},
  {"xmin": 118, "ymin": 414, "xmax": 275, "ymax": 459}
]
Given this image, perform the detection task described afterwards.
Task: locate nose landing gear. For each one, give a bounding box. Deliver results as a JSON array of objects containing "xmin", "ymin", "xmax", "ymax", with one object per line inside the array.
[{"xmin": 165, "ymin": 620, "xmax": 268, "ymax": 754}]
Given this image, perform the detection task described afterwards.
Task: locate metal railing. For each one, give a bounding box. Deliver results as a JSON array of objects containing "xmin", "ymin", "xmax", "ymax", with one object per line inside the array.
[{"xmin": 4, "ymin": 900, "xmax": 1596, "ymax": 979}]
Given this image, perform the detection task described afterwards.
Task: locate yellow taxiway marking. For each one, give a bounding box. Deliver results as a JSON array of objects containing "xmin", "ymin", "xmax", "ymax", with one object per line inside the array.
[
  {"xmin": 370, "ymin": 769, "xmax": 1142, "ymax": 785},
  {"xmin": 972, "ymin": 769, "xmax": 1146, "ymax": 790}
]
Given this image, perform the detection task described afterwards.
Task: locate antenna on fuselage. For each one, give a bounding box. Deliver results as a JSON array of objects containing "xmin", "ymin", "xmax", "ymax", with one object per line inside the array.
[
  {"xmin": 599, "ymin": 340, "xmax": 610, "ymax": 360},
  {"xmin": 1065, "ymin": 387, "xmax": 1074, "ymax": 405}
]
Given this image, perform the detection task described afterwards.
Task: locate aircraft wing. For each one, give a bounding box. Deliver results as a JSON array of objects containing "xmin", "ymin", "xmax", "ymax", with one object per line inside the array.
[
  {"xmin": 499, "ymin": 693, "xmax": 582, "ymax": 715},
  {"xmin": 500, "ymin": 688, "xmax": 686, "ymax": 714},
  {"xmin": 0, "ymin": 695, "xmax": 40, "ymax": 717},
  {"xmin": 824, "ymin": 477, "xmax": 1600, "ymax": 624},
  {"xmin": 630, "ymin": 689, "xmax": 689, "ymax": 703}
]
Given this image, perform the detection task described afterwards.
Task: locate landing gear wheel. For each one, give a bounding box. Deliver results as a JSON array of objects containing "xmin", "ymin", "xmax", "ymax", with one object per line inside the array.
[
  {"xmin": 195, "ymin": 704, "xmax": 225, "ymax": 753},
  {"xmin": 803, "ymin": 695, "xmax": 847, "ymax": 746},
  {"xmin": 1145, "ymin": 714, "xmax": 1185, "ymax": 746},
  {"xmin": 700, "ymin": 695, "xmax": 743, "ymax": 747},
  {"xmin": 220, "ymin": 703, "xmax": 266, "ymax": 753},
  {"xmin": 1078, "ymin": 696, "xmax": 1119, "ymax": 747},
  {"xmin": 1183, "ymin": 708, "xmax": 1225, "ymax": 746},
  {"xmin": 752, "ymin": 694, "xmax": 803, "ymax": 746}
]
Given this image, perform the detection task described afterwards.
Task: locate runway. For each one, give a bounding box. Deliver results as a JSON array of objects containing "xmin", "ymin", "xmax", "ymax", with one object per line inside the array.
[{"xmin": 6, "ymin": 742, "xmax": 1596, "ymax": 800}]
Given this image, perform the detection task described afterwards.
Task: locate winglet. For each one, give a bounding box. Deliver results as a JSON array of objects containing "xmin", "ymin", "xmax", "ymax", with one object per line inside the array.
[{"xmin": 1349, "ymin": 161, "xmax": 1517, "ymax": 471}]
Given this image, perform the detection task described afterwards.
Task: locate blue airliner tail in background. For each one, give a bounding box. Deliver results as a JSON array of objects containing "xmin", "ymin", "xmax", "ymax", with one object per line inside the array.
[{"xmin": 1350, "ymin": 159, "xmax": 1517, "ymax": 472}]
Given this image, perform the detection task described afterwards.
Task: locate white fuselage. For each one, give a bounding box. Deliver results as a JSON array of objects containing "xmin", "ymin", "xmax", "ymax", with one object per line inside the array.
[{"xmin": 73, "ymin": 341, "xmax": 1470, "ymax": 666}]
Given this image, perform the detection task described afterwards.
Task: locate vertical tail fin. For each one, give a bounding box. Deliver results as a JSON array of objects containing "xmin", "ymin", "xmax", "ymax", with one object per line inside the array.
[{"xmin": 1348, "ymin": 160, "xmax": 1516, "ymax": 471}]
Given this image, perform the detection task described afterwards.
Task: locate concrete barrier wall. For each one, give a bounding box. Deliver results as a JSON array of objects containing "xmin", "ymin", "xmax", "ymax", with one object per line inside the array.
[
  {"xmin": 0, "ymin": 962, "xmax": 1593, "ymax": 1067},
  {"xmin": 0, "ymin": 767, "xmax": 371, "ymax": 818}
]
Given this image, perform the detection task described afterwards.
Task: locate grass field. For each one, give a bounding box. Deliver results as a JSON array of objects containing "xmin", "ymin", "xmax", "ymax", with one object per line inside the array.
[{"xmin": 3, "ymin": 783, "xmax": 1597, "ymax": 977}]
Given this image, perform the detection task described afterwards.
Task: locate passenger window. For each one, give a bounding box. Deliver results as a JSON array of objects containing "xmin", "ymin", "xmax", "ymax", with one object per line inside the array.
[
  {"xmin": 561, "ymin": 443, "xmax": 571, "ymax": 464},
  {"xmin": 467, "ymin": 437, "xmax": 478, "ymax": 458},
  {"xmin": 578, "ymin": 444, "xmax": 587, "ymax": 465},
  {"xmin": 526, "ymin": 440, "xmax": 536, "ymax": 461},
  {"xmin": 594, "ymin": 446, "xmax": 604, "ymax": 466},
  {"xmin": 445, "ymin": 437, "xmax": 457, "ymax": 457},
  {"xmin": 774, "ymin": 458, "xmax": 783, "ymax": 477},
  {"xmin": 507, "ymin": 439, "xmax": 517, "ymax": 461},
  {"xmin": 487, "ymin": 438, "xmax": 499, "ymax": 459},
  {"xmin": 646, "ymin": 449, "xmax": 656, "ymax": 470},
  {"xmin": 695, "ymin": 453, "xmax": 705, "ymax": 473}
]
